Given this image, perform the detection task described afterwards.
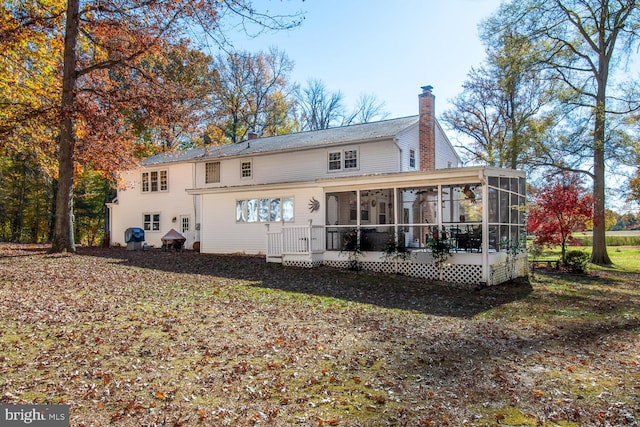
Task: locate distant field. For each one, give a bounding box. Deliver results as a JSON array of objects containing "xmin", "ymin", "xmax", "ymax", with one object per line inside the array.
[
  {"xmin": 574, "ymin": 230, "xmax": 640, "ymax": 237},
  {"xmin": 572, "ymin": 230, "xmax": 640, "ymax": 246}
]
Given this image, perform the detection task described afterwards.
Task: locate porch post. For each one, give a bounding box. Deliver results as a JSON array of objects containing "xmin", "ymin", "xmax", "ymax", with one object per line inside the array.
[
  {"xmin": 437, "ymin": 185, "xmax": 443, "ymax": 231},
  {"xmin": 265, "ymin": 223, "xmax": 270, "ymax": 263},
  {"xmin": 481, "ymin": 172, "xmax": 490, "ymax": 285},
  {"xmin": 393, "ymin": 187, "xmax": 399, "ymax": 246}
]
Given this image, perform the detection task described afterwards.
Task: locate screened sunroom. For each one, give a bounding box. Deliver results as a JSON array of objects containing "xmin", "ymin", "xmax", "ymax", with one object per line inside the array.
[{"xmin": 266, "ymin": 166, "xmax": 527, "ymax": 287}]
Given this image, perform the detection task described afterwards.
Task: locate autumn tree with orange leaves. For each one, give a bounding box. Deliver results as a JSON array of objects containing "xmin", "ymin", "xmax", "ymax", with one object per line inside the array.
[
  {"xmin": 1, "ymin": 0, "xmax": 303, "ymax": 252},
  {"xmin": 527, "ymin": 173, "xmax": 593, "ymax": 264}
]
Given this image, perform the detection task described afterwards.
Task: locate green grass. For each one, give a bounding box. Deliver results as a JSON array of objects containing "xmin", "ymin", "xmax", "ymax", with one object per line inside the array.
[{"xmin": 529, "ymin": 245, "xmax": 640, "ymax": 274}]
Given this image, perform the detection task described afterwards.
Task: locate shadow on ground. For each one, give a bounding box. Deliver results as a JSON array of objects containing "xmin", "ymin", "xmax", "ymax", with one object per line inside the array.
[{"xmin": 82, "ymin": 246, "xmax": 533, "ymax": 318}]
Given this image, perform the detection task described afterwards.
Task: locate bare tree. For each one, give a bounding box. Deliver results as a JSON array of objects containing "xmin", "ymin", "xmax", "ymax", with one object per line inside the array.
[
  {"xmin": 296, "ymin": 79, "xmax": 345, "ymax": 131},
  {"xmin": 343, "ymin": 93, "xmax": 390, "ymax": 125}
]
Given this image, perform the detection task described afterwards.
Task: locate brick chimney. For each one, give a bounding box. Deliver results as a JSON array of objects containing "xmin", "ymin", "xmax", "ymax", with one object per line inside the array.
[{"xmin": 418, "ymin": 85, "xmax": 436, "ymax": 171}]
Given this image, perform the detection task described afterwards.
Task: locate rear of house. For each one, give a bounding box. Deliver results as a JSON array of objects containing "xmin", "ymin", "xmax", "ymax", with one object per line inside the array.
[{"xmin": 108, "ymin": 86, "xmax": 527, "ymax": 286}]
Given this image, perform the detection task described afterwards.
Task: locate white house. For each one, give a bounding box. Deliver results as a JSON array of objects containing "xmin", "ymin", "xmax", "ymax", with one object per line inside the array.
[{"xmin": 108, "ymin": 86, "xmax": 528, "ymax": 287}]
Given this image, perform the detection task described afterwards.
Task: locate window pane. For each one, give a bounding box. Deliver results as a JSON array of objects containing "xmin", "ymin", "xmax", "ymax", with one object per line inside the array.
[
  {"xmin": 181, "ymin": 217, "xmax": 189, "ymax": 233},
  {"xmin": 241, "ymin": 161, "xmax": 252, "ymax": 178},
  {"xmin": 205, "ymin": 162, "xmax": 220, "ymax": 184},
  {"xmin": 488, "ymin": 225, "xmax": 499, "ymax": 251},
  {"xmin": 499, "ymin": 177, "xmax": 509, "ymax": 191},
  {"xmin": 270, "ymin": 198, "xmax": 281, "ymax": 221},
  {"xmin": 236, "ymin": 201, "xmax": 245, "ymax": 222},
  {"xmin": 160, "ymin": 170, "xmax": 167, "ymax": 191},
  {"xmin": 259, "ymin": 199, "xmax": 269, "ymax": 222},
  {"xmin": 142, "ymin": 172, "xmax": 149, "ymax": 192},
  {"xmin": 328, "ymin": 152, "xmax": 341, "ymax": 170},
  {"xmin": 488, "ymin": 188, "xmax": 498, "ymax": 223},
  {"xmin": 247, "ymin": 199, "xmax": 258, "ymax": 222},
  {"xmin": 150, "ymin": 171, "xmax": 158, "ymax": 192},
  {"xmin": 282, "ymin": 197, "xmax": 294, "ymax": 222},
  {"xmin": 344, "ymin": 150, "xmax": 358, "ymax": 169},
  {"xmin": 499, "ymin": 190, "xmax": 509, "ymax": 223}
]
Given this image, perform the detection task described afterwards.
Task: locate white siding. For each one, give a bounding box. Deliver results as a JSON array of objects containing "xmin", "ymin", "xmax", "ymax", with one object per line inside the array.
[
  {"xmin": 200, "ymin": 187, "xmax": 325, "ymax": 254},
  {"xmin": 110, "ymin": 163, "xmax": 197, "ymax": 249},
  {"xmin": 435, "ymin": 121, "xmax": 461, "ymax": 168},
  {"xmin": 395, "ymin": 123, "xmax": 419, "ymax": 171},
  {"xmin": 194, "ymin": 139, "xmax": 401, "ymax": 188}
]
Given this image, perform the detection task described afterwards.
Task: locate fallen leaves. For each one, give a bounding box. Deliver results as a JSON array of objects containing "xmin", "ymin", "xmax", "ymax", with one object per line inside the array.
[{"xmin": 0, "ymin": 245, "xmax": 638, "ymax": 425}]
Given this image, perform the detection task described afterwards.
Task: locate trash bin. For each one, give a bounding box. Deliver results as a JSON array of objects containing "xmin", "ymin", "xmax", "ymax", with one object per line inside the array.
[{"xmin": 125, "ymin": 227, "xmax": 145, "ymax": 251}]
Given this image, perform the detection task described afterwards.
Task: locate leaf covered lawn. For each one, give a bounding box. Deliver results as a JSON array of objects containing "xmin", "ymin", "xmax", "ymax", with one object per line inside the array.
[{"xmin": 0, "ymin": 244, "xmax": 639, "ymax": 426}]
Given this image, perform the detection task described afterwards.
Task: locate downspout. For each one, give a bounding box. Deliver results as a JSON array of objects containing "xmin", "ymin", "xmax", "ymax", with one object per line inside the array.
[
  {"xmin": 192, "ymin": 163, "xmax": 199, "ymax": 245},
  {"xmin": 394, "ymin": 137, "xmax": 403, "ymax": 171}
]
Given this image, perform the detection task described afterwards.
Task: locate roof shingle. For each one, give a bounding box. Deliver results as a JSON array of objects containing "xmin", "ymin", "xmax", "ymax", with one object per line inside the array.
[{"xmin": 141, "ymin": 115, "xmax": 418, "ymax": 166}]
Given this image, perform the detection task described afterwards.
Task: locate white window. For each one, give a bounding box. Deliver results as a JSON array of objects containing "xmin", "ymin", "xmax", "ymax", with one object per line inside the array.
[
  {"xmin": 409, "ymin": 149, "xmax": 416, "ymax": 168},
  {"xmin": 328, "ymin": 149, "xmax": 358, "ymax": 171},
  {"xmin": 205, "ymin": 162, "xmax": 220, "ymax": 184},
  {"xmin": 344, "ymin": 149, "xmax": 358, "ymax": 169},
  {"xmin": 236, "ymin": 197, "xmax": 294, "ymax": 223},
  {"xmin": 328, "ymin": 152, "xmax": 342, "ymax": 170},
  {"xmin": 142, "ymin": 170, "xmax": 168, "ymax": 192},
  {"xmin": 180, "ymin": 216, "xmax": 190, "ymax": 234},
  {"xmin": 143, "ymin": 213, "xmax": 160, "ymax": 231},
  {"xmin": 241, "ymin": 160, "xmax": 252, "ymax": 178}
]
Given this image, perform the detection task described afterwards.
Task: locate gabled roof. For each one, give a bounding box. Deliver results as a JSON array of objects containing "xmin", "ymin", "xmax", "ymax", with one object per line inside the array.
[{"xmin": 141, "ymin": 115, "xmax": 419, "ymax": 166}]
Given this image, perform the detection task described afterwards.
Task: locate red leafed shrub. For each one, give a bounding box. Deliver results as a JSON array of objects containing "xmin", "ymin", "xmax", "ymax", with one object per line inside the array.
[{"xmin": 527, "ymin": 173, "xmax": 593, "ymax": 263}]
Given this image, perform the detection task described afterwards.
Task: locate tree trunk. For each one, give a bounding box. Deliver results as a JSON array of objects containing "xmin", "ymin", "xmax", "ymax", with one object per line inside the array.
[
  {"xmin": 590, "ymin": 77, "xmax": 611, "ymax": 265},
  {"xmin": 11, "ymin": 162, "xmax": 27, "ymax": 242},
  {"xmin": 591, "ymin": 139, "xmax": 611, "ymax": 264},
  {"xmin": 51, "ymin": 0, "xmax": 79, "ymax": 253},
  {"xmin": 48, "ymin": 179, "xmax": 57, "ymax": 242}
]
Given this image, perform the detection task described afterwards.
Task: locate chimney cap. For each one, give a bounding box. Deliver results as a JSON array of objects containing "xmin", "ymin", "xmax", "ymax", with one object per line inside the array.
[{"xmin": 421, "ymin": 85, "xmax": 434, "ymax": 93}]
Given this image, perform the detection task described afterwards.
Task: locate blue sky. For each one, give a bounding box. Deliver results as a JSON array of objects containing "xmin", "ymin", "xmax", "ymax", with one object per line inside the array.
[
  {"xmin": 222, "ymin": 0, "xmax": 503, "ymax": 119},
  {"xmin": 218, "ymin": 1, "xmax": 637, "ymax": 211}
]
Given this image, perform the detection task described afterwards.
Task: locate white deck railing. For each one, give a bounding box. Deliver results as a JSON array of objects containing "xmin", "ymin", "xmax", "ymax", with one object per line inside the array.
[{"xmin": 266, "ymin": 222, "xmax": 325, "ymax": 257}]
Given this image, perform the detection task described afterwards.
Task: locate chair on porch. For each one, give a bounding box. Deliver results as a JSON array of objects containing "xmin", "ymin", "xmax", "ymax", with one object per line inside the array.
[{"xmin": 467, "ymin": 226, "xmax": 482, "ymax": 252}]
